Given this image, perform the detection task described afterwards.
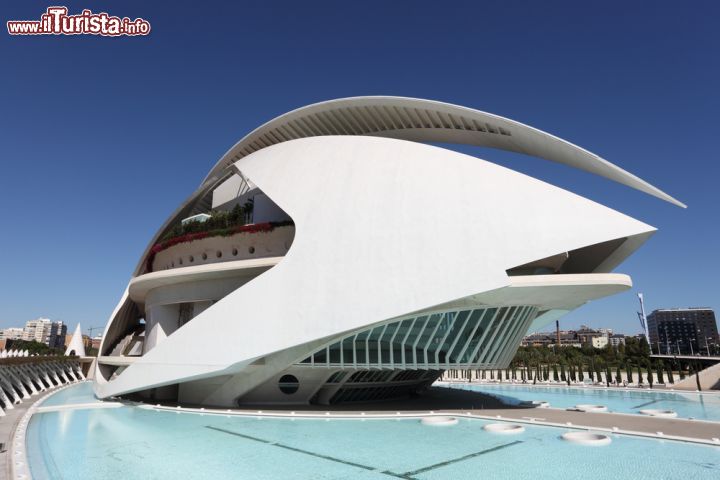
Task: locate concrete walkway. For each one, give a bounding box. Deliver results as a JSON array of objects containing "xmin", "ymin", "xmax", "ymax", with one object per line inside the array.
[{"xmin": 0, "ymin": 385, "xmax": 63, "ymax": 480}]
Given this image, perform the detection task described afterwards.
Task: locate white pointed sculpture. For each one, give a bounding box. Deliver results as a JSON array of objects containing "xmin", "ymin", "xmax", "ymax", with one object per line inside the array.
[
  {"xmin": 65, "ymin": 324, "xmax": 86, "ymax": 357},
  {"xmin": 1, "ymin": 350, "xmax": 6, "ymax": 358},
  {"xmin": 23, "ymin": 349, "xmax": 29, "ymax": 357}
]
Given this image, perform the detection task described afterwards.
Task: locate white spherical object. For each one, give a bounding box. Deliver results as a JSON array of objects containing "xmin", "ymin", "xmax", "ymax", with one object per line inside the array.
[
  {"xmin": 483, "ymin": 423, "xmax": 525, "ymax": 434},
  {"xmin": 574, "ymin": 404, "xmax": 608, "ymax": 413},
  {"xmin": 420, "ymin": 416, "xmax": 458, "ymax": 426},
  {"xmin": 639, "ymin": 409, "xmax": 678, "ymax": 418},
  {"xmin": 561, "ymin": 431, "xmax": 612, "ymax": 446}
]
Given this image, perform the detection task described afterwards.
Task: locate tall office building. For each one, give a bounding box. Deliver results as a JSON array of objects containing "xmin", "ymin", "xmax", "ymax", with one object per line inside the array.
[
  {"xmin": 647, "ymin": 308, "xmax": 718, "ymax": 354},
  {"xmin": 47, "ymin": 321, "xmax": 68, "ymax": 348}
]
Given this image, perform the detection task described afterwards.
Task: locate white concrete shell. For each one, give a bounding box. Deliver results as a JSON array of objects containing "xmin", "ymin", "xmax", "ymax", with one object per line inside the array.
[
  {"xmin": 94, "ymin": 97, "xmax": 681, "ymax": 407},
  {"xmin": 65, "ymin": 323, "xmax": 86, "ymax": 357}
]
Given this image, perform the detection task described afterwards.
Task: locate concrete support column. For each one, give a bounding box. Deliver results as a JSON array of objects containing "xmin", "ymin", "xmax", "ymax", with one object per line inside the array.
[
  {"xmin": 57, "ymin": 365, "xmax": 71, "ymax": 383},
  {"xmin": 50, "ymin": 367, "xmax": 63, "ymax": 386},
  {"xmin": 0, "ymin": 373, "xmax": 22, "ymax": 404},
  {"xmin": 18, "ymin": 367, "xmax": 39, "ymax": 395},
  {"xmin": 22, "ymin": 365, "xmax": 44, "ymax": 391},
  {"xmin": 0, "ymin": 374, "xmax": 17, "ymax": 407},
  {"xmin": 40, "ymin": 364, "xmax": 58, "ymax": 387},
  {"xmin": 29, "ymin": 365, "xmax": 48, "ymax": 391},
  {"xmin": 76, "ymin": 363, "xmax": 86, "ymax": 380},
  {"xmin": 66, "ymin": 365, "xmax": 78, "ymax": 382},
  {"xmin": 6, "ymin": 370, "xmax": 31, "ymax": 399},
  {"xmin": 21, "ymin": 365, "xmax": 41, "ymax": 393}
]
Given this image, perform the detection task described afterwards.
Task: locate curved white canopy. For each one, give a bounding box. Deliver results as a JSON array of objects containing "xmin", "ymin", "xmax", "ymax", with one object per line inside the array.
[
  {"xmin": 204, "ymin": 96, "xmax": 684, "ymax": 208},
  {"xmin": 132, "ymin": 96, "xmax": 683, "ymax": 277}
]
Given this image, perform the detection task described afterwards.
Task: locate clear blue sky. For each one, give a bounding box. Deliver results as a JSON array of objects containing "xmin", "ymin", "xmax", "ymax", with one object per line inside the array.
[{"xmin": 1, "ymin": 1, "xmax": 717, "ymax": 335}]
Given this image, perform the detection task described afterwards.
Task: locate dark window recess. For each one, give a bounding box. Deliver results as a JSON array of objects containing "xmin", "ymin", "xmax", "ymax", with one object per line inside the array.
[{"xmin": 278, "ymin": 374, "xmax": 299, "ymax": 394}]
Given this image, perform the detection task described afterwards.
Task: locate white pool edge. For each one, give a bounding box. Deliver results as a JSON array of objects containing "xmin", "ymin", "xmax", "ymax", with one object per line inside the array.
[
  {"xmin": 10, "ymin": 381, "xmax": 89, "ymax": 480},
  {"xmin": 135, "ymin": 403, "xmax": 720, "ymax": 447},
  {"xmin": 16, "ymin": 381, "xmax": 720, "ymax": 480}
]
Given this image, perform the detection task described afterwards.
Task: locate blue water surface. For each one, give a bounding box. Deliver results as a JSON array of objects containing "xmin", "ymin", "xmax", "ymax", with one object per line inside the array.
[
  {"xmin": 441, "ymin": 382, "xmax": 720, "ymax": 421},
  {"xmin": 39, "ymin": 382, "xmax": 100, "ymax": 407},
  {"xmin": 26, "ymin": 383, "xmax": 720, "ymax": 480}
]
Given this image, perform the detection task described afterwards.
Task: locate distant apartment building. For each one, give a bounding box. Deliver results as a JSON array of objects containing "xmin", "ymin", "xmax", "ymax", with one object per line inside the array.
[
  {"xmin": 21, "ymin": 318, "xmax": 67, "ymax": 347},
  {"xmin": 0, "ymin": 327, "xmax": 24, "ymax": 341},
  {"xmin": 521, "ymin": 330, "xmax": 581, "ymax": 348},
  {"xmin": 647, "ymin": 308, "xmax": 718, "ymax": 354},
  {"xmin": 576, "ymin": 325, "xmax": 607, "ymax": 347},
  {"xmin": 609, "ymin": 334, "xmax": 626, "ymax": 347},
  {"xmin": 522, "ymin": 325, "xmax": 617, "ymax": 349},
  {"xmin": 48, "ymin": 321, "xmax": 67, "ymax": 348},
  {"xmin": 22, "ymin": 318, "xmax": 52, "ymax": 342}
]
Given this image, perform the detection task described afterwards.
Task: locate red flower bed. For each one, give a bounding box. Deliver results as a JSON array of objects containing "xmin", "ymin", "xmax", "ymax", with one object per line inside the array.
[{"xmin": 144, "ymin": 221, "xmax": 291, "ymax": 272}]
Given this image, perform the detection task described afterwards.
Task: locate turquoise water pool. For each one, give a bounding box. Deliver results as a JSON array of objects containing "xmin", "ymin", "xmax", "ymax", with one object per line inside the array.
[
  {"xmin": 26, "ymin": 383, "xmax": 720, "ymax": 480},
  {"xmin": 441, "ymin": 382, "xmax": 720, "ymax": 421},
  {"xmin": 39, "ymin": 382, "xmax": 101, "ymax": 407}
]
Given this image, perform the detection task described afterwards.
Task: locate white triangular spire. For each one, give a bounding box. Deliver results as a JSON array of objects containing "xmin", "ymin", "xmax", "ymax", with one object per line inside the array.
[{"xmin": 65, "ymin": 323, "xmax": 86, "ymax": 357}]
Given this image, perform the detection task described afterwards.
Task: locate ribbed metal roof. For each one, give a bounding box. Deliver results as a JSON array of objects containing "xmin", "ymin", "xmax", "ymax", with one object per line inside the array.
[{"xmin": 204, "ymin": 96, "xmax": 684, "ymax": 208}]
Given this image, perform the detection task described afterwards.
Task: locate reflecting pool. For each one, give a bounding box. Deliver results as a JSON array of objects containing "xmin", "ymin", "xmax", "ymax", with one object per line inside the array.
[
  {"xmin": 440, "ymin": 382, "xmax": 720, "ymax": 421},
  {"xmin": 26, "ymin": 383, "xmax": 720, "ymax": 480}
]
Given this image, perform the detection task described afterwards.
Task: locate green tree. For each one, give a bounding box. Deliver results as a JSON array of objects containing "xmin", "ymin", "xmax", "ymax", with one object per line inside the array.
[
  {"xmin": 656, "ymin": 361, "xmax": 665, "ymax": 384},
  {"xmin": 228, "ymin": 203, "xmax": 245, "ymax": 225},
  {"xmin": 605, "ymin": 366, "xmax": 612, "ymax": 387},
  {"xmin": 626, "ymin": 363, "xmax": 634, "ymax": 384},
  {"xmin": 666, "ymin": 363, "xmax": 675, "ymax": 384},
  {"xmin": 5, "ymin": 339, "xmax": 62, "ymax": 356}
]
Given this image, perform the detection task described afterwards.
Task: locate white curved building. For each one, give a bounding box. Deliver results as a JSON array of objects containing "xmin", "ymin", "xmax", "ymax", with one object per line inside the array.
[{"xmin": 94, "ymin": 97, "xmax": 682, "ymax": 406}]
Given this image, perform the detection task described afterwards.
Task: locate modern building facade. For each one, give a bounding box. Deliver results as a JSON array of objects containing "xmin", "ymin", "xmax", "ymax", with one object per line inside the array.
[
  {"xmin": 21, "ymin": 318, "xmax": 51, "ymax": 343},
  {"xmin": 48, "ymin": 321, "xmax": 67, "ymax": 349},
  {"xmin": 647, "ymin": 308, "xmax": 718, "ymax": 355},
  {"xmin": 20, "ymin": 318, "xmax": 66, "ymax": 347},
  {"xmin": 0, "ymin": 328, "xmax": 24, "ymax": 341},
  {"xmin": 94, "ymin": 97, "xmax": 682, "ymax": 407}
]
